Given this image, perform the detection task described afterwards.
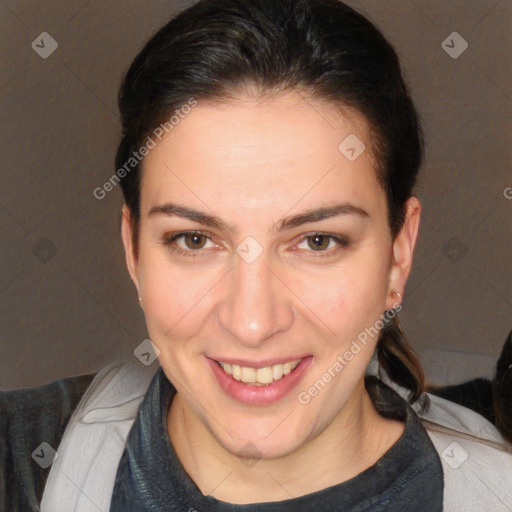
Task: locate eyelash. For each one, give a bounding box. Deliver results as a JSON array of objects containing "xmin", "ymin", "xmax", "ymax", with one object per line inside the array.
[{"xmin": 159, "ymin": 231, "xmax": 350, "ymax": 259}]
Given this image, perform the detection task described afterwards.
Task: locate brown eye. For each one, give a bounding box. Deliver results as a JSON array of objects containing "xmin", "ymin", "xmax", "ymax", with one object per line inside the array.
[
  {"xmin": 183, "ymin": 233, "xmax": 208, "ymax": 250},
  {"xmin": 295, "ymin": 233, "xmax": 350, "ymax": 256},
  {"xmin": 161, "ymin": 231, "xmax": 215, "ymax": 257},
  {"xmin": 307, "ymin": 234, "xmax": 331, "ymax": 251}
]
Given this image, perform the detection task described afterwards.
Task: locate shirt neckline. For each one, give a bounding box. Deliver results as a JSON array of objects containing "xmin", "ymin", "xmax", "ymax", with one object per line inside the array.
[{"xmin": 110, "ymin": 366, "xmax": 443, "ymax": 511}]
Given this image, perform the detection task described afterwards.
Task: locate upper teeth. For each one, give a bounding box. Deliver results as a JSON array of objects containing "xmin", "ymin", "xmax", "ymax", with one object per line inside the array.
[{"xmin": 218, "ymin": 359, "xmax": 302, "ymax": 385}]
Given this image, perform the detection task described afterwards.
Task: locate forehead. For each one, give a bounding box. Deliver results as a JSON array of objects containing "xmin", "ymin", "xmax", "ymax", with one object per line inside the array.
[{"xmin": 139, "ymin": 92, "xmax": 384, "ymax": 219}]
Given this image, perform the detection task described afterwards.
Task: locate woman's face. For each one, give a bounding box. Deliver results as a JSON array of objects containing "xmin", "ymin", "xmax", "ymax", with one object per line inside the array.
[{"xmin": 122, "ymin": 92, "xmax": 420, "ymax": 459}]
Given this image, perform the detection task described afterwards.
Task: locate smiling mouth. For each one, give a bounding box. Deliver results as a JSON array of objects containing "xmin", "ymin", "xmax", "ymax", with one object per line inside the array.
[{"xmin": 215, "ymin": 359, "xmax": 303, "ymax": 386}]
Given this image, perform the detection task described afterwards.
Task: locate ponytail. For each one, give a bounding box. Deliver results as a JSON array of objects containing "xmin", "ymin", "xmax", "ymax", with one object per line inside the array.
[{"xmin": 377, "ymin": 314, "xmax": 425, "ymax": 404}]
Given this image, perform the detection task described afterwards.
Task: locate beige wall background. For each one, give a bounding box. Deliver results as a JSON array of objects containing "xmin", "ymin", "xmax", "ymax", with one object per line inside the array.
[{"xmin": 1, "ymin": 0, "xmax": 510, "ymax": 389}]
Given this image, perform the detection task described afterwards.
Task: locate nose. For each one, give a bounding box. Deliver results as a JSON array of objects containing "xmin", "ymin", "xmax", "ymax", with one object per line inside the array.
[{"xmin": 216, "ymin": 250, "xmax": 294, "ymax": 348}]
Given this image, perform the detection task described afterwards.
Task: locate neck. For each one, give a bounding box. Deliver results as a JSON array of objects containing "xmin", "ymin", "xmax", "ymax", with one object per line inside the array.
[{"xmin": 167, "ymin": 378, "xmax": 404, "ymax": 504}]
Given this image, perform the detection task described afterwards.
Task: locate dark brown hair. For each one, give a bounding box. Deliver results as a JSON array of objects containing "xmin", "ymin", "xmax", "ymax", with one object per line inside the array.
[
  {"xmin": 493, "ymin": 330, "xmax": 512, "ymax": 443},
  {"xmin": 116, "ymin": 0, "xmax": 425, "ymax": 402}
]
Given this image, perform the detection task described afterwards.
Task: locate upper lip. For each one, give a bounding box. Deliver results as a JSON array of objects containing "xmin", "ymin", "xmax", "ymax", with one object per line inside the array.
[{"xmin": 210, "ymin": 355, "xmax": 310, "ymax": 369}]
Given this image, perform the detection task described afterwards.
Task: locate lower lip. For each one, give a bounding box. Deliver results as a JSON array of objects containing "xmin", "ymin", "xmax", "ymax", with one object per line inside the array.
[{"xmin": 207, "ymin": 357, "xmax": 313, "ymax": 405}]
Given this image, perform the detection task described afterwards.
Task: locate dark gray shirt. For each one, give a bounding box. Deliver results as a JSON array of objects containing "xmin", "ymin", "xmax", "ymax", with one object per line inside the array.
[
  {"xmin": 109, "ymin": 368, "xmax": 444, "ymax": 511},
  {"xmin": 0, "ymin": 373, "xmax": 95, "ymax": 512}
]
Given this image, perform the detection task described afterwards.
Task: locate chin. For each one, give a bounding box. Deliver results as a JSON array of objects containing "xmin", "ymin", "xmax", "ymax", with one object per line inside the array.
[{"xmin": 212, "ymin": 414, "xmax": 311, "ymax": 461}]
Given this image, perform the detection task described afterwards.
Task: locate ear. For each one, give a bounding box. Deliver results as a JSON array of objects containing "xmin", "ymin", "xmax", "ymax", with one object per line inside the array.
[
  {"xmin": 121, "ymin": 204, "xmax": 141, "ymax": 298},
  {"xmin": 386, "ymin": 196, "xmax": 421, "ymax": 309}
]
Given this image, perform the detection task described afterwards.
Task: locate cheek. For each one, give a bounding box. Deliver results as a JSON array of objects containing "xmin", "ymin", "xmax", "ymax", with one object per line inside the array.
[
  {"xmin": 291, "ymin": 257, "xmax": 389, "ymax": 351},
  {"xmin": 297, "ymin": 265, "xmax": 387, "ymax": 319},
  {"xmin": 138, "ymin": 254, "xmax": 210, "ymax": 340}
]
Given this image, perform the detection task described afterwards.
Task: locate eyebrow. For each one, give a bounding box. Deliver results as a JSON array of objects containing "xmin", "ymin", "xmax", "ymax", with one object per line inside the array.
[{"xmin": 147, "ymin": 201, "xmax": 369, "ymax": 233}]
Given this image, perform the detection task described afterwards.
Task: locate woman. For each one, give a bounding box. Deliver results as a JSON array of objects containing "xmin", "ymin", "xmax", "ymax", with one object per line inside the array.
[{"xmin": 2, "ymin": 1, "xmax": 511, "ymax": 511}]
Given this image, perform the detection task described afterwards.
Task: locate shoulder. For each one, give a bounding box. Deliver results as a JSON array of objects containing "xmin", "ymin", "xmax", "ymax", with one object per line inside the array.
[
  {"xmin": 39, "ymin": 360, "xmax": 159, "ymax": 512},
  {"xmin": 378, "ymin": 374, "xmax": 512, "ymax": 511},
  {"xmin": 0, "ymin": 372, "xmax": 96, "ymax": 414},
  {"xmin": 416, "ymin": 392, "xmax": 512, "ymax": 512},
  {"xmin": 1, "ymin": 360, "xmax": 157, "ymax": 512},
  {"xmin": 429, "ymin": 378, "xmax": 495, "ymax": 423},
  {"xmin": 0, "ymin": 372, "xmax": 96, "ymax": 512}
]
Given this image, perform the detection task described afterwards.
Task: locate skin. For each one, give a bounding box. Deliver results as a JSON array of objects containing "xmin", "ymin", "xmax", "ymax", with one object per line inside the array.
[{"xmin": 121, "ymin": 91, "xmax": 421, "ymax": 504}]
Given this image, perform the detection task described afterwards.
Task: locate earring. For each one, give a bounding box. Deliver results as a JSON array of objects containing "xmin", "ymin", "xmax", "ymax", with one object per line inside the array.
[{"xmin": 389, "ymin": 290, "xmax": 401, "ymax": 309}]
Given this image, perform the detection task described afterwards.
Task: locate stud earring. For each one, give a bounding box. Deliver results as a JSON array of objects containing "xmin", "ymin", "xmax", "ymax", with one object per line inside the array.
[{"xmin": 389, "ymin": 290, "xmax": 402, "ymax": 309}]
